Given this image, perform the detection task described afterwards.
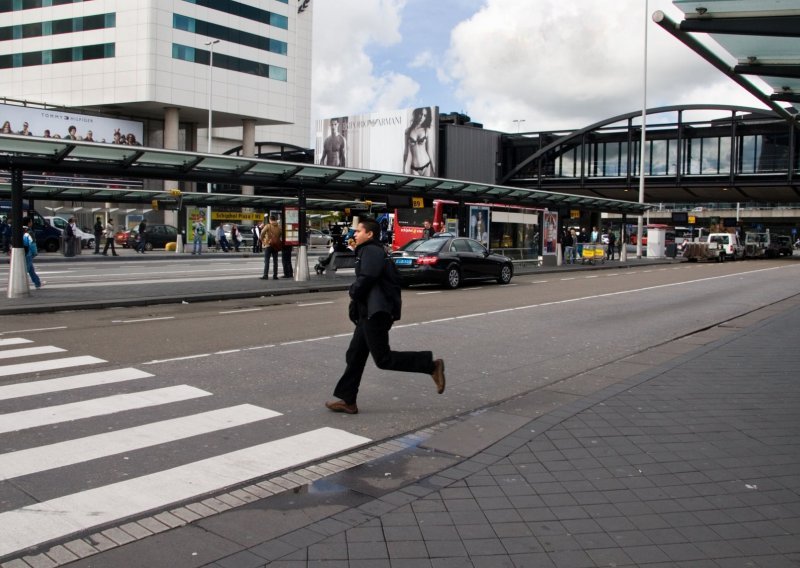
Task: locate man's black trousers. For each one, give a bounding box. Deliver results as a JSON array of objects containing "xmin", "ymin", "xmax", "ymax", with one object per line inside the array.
[{"xmin": 333, "ymin": 312, "xmax": 434, "ymax": 405}]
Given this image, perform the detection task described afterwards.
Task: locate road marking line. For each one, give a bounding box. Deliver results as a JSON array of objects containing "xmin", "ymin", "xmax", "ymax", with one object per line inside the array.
[
  {"xmin": 214, "ymin": 349, "xmax": 241, "ymax": 355},
  {"xmin": 0, "ymin": 345, "xmax": 66, "ymax": 360},
  {"xmin": 0, "ymin": 385, "xmax": 212, "ymax": 435},
  {"xmin": 0, "ymin": 427, "xmax": 370, "ymax": 558},
  {"xmin": 531, "ymin": 280, "xmax": 549, "ymax": 284},
  {"xmin": 0, "ymin": 326, "xmax": 68, "ymax": 335},
  {"xmin": 487, "ymin": 308, "xmax": 515, "ymax": 314},
  {"xmin": 456, "ymin": 313, "xmax": 486, "ymax": 319},
  {"xmin": 0, "ymin": 356, "xmax": 105, "ymax": 378},
  {"xmin": 244, "ymin": 344, "xmax": 276, "ymax": 351},
  {"xmin": 0, "ymin": 405, "xmax": 281, "ymax": 481},
  {"xmin": 112, "ymin": 317, "xmax": 175, "ymax": 324},
  {"xmin": 560, "ymin": 277, "xmax": 576, "ymax": 281},
  {"xmin": 0, "ymin": 368, "xmax": 153, "ymax": 402},
  {"xmin": 218, "ymin": 308, "xmax": 262, "ymax": 315},
  {"xmin": 0, "ymin": 338, "xmax": 32, "ymax": 347},
  {"xmin": 297, "ymin": 301, "xmax": 334, "ymax": 307},
  {"xmin": 585, "ymin": 275, "xmax": 599, "ymax": 279},
  {"xmin": 143, "ymin": 354, "xmax": 209, "ymax": 365},
  {"xmin": 416, "ymin": 291, "xmax": 442, "ymax": 295}
]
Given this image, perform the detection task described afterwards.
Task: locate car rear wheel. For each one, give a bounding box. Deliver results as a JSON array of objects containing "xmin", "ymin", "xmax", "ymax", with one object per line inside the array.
[
  {"xmin": 498, "ymin": 264, "xmax": 513, "ymax": 284},
  {"xmin": 445, "ymin": 266, "xmax": 460, "ymax": 289},
  {"xmin": 145, "ymin": 242, "xmax": 154, "ymax": 251},
  {"xmin": 45, "ymin": 239, "xmax": 59, "ymax": 253}
]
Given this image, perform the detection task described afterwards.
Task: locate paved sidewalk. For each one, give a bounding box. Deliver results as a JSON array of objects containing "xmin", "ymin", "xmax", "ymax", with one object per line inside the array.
[{"xmin": 55, "ymin": 295, "xmax": 800, "ymax": 568}]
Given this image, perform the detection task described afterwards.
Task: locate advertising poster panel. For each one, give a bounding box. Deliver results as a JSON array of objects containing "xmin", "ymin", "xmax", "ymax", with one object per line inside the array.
[
  {"xmin": 543, "ymin": 211, "xmax": 558, "ymax": 255},
  {"xmin": 315, "ymin": 107, "xmax": 439, "ymax": 176},
  {"xmin": 469, "ymin": 206, "xmax": 490, "ymax": 248},
  {"xmin": 0, "ymin": 102, "xmax": 144, "ymax": 144}
]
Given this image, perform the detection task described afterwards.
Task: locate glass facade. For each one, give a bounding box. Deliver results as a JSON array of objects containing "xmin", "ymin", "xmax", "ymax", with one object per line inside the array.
[
  {"xmin": 0, "ymin": 13, "xmax": 114, "ymax": 41},
  {"xmin": 182, "ymin": 0, "xmax": 288, "ymax": 30},
  {"xmin": 0, "ymin": 42, "xmax": 114, "ymax": 69},
  {"xmin": 0, "ymin": 0, "xmax": 89, "ymax": 12},
  {"xmin": 172, "ymin": 43, "xmax": 287, "ymax": 81},
  {"xmin": 542, "ymin": 127, "xmax": 798, "ymax": 180},
  {"xmin": 173, "ymin": 14, "xmax": 286, "ymax": 55}
]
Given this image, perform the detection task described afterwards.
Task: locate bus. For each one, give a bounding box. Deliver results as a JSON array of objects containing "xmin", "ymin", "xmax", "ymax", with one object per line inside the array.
[{"xmin": 392, "ymin": 199, "xmax": 542, "ymax": 258}]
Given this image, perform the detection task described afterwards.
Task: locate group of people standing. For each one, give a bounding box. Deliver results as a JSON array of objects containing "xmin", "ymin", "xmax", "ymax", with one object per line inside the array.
[{"xmin": 561, "ymin": 226, "xmax": 619, "ymax": 263}]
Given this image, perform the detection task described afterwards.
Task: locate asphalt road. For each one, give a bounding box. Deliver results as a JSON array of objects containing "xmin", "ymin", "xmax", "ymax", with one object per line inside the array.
[{"xmin": 1, "ymin": 258, "xmax": 798, "ymax": 560}]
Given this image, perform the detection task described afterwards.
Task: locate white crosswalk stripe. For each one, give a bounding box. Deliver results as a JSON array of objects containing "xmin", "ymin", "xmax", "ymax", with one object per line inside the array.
[
  {"xmin": 0, "ymin": 338, "xmax": 33, "ymax": 347},
  {"xmin": 0, "ymin": 339, "xmax": 372, "ymax": 562},
  {"xmin": 0, "ymin": 355, "xmax": 105, "ymax": 378},
  {"xmin": 0, "ymin": 385, "xmax": 212, "ymax": 434},
  {"xmin": 0, "ymin": 345, "xmax": 65, "ymax": 360},
  {"xmin": 0, "ymin": 427, "xmax": 370, "ymax": 558},
  {"xmin": 0, "ymin": 404, "xmax": 281, "ymax": 481},
  {"xmin": 0, "ymin": 367, "xmax": 153, "ymax": 401}
]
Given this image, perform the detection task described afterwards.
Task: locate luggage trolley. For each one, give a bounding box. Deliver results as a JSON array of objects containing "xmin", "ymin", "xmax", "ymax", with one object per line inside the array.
[{"xmin": 580, "ymin": 243, "xmax": 606, "ymax": 264}]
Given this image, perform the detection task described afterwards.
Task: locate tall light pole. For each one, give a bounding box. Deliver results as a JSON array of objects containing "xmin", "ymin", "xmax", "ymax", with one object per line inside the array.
[
  {"xmin": 512, "ymin": 119, "xmax": 526, "ymax": 133},
  {"xmin": 636, "ymin": 1, "xmax": 648, "ymax": 259},
  {"xmin": 205, "ymin": 39, "xmax": 219, "ymax": 235}
]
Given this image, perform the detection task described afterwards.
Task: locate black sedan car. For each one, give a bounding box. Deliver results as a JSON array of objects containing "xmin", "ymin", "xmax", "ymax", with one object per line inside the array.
[{"xmin": 391, "ymin": 235, "xmax": 513, "ymax": 288}]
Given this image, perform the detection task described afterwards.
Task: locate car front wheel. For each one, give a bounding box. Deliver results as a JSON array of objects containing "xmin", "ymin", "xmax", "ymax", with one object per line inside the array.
[
  {"xmin": 145, "ymin": 242, "xmax": 154, "ymax": 251},
  {"xmin": 445, "ymin": 266, "xmax": 461, "ymax": 289},
  {"xmin": 498, "ymin": 264, "xmax": 513, "ymax": 284}
]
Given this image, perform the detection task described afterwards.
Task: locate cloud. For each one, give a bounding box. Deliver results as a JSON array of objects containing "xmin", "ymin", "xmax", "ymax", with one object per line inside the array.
[
  {"xmin": 311, "ymin": 0, "xmax": 420, "ymax": 119},
  {"xmin": 440, "ymin": 0, "xmax": 769, "ymax": 131}
]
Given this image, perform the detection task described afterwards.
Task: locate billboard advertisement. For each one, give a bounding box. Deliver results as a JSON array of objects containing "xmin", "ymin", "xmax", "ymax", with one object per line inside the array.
[
  {"xmin": 315, "ymin": 106, "xmax": 438, "ymax": 176},
  {"xmin": 0, "ymin": 102, "xmax": 144, "ymax": 145}
]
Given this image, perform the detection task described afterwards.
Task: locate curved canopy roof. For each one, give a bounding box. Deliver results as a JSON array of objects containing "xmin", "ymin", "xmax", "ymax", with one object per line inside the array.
[{"xmin": 0, "ymin": 135, "xmax": 651, "ymax": 214}]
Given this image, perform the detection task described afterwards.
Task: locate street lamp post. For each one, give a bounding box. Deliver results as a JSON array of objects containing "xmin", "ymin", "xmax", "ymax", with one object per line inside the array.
[
  {"xmin": 205, "ymin": 39, "xmax": 219, "ymax": 236},
  {"xmin": 636, "ymin": 1, "xmax": 648, "ymax": 259},
  {"xmin": 512, "ymin": 119, "xmax": 526, "ymax": 133}
]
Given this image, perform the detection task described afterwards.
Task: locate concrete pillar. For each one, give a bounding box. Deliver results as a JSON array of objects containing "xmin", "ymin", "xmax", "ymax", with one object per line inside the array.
[
  {"xmin": 7, "ymin": 169, "xmax": 30, "ymax": 298},
  {"xmin": 241, "ymin": 119, "xmax": 257, "ymax": 241},
  {"xmin": 163, "ymin": 107, "xmax": 183, "ymax": 249}
]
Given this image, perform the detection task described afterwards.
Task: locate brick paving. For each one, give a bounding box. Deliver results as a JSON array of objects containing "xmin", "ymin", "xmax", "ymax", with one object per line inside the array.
[{"xmin": 202, "ymin": 298, "xmax": 800, "ymax": 567}]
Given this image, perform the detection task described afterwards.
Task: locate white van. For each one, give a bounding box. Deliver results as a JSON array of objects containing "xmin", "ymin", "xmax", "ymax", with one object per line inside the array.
[
  {"xmin": 708, "ymin": 232, "xmax": 743, "ymax": 260},
  {"xmin": 43, "ymin": 216, "xmax": 95, "ymax": 249}
]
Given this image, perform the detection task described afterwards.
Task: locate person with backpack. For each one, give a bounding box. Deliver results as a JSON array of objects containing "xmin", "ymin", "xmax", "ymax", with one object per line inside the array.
[
  {"xmin": 23, "ymin": 219, "xmax": 43, "ymax": 289},
  {"xmin": 260, "ymin": 215, "xmax": 282, "ymax": 280},
  {"xmin": 192, "ymin": 220, "xmax": 206, "ymax": 255},
  {"xmin": 325, "ymin": 217, "xmax": 446, "ymax": 415}
]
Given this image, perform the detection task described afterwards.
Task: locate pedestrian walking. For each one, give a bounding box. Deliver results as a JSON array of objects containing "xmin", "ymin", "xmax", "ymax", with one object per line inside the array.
[
  {"xmin": 215, "ymin": 225, "xmax": 230, "ymax": 252},
  {"xmin": 281, "ymin": 229, "xmax": 294, "ymax": 279},
  {"xmin": 252, "ymin": 222, "xmax": 262, "ymax": 253},
  {"xmin": 231, "ymin": 224, "xmax": 241, "ymax": 252},
  {"xmin": 607, "ymin": 230, "xmax": 617, "ymax": 260},
  {"xmin": 325, "ymin": 217, "xmax": 446, "ymax": 415},
  {"xmin": 23, "ymin": 219, "xmax": 43, "ymax": 289},
  {"xmin": 64, "ymin": 217, "xmax": 77, "ymax": 257},
  {"xmin": 192, "ymin": 221, "xmax": 205, "ymax": 255},
  {"xmin": 260, "ymin": 215, "xmax": 282, "ymax": 280},
  {"xmin": 0, "ymin": 216, "xmax": 10, "ymax": 254},
  {"xmin": 93, "ymin": 216, "xmax": 103, "ymax": 254},
  {"xmin": 102, "ymin": 219, "xmax": 118, "ymax": 256},
  {"xmin": 136, "ymin": 219, "xmax": 147, "ymax": 253},
  {"xmin": 563, "ymin": 228, "xmax": 574, "ymax": 264}
]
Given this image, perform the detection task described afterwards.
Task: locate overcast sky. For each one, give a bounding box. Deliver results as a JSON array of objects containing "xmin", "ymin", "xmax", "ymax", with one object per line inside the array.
[{"xmin": 310, "ymin": 0, "xmax": 769, "ymax": 133}]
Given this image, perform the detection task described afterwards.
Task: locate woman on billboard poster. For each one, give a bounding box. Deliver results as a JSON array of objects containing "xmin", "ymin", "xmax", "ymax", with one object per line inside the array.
[{"xmin": 403, "ymin": 107, "xmax": 435, "ymax": 177}]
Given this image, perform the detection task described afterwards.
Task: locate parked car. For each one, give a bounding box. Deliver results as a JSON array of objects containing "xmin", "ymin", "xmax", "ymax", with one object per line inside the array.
[
  {"xmin": 123, "ymin": 224, "xmax": 179, "ymax": 250},
  {"xmin": 390, "ymin": 234, "xmax": 514, "ymax": 289},
  {"xmin": 307, "ymin": 229, "xmax": 332, "ymax": 246}
]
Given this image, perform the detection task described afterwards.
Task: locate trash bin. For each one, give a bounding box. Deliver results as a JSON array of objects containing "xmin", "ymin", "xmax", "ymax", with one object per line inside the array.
[{"xmin": 666, "ymin": 243, "xmax": 678, "ymax": 258}]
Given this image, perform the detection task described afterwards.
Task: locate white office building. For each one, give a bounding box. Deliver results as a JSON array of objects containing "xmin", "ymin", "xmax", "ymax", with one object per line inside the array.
[{"xmin": 0, "ymin": 0, "xmax": 313, "ymax": 155}]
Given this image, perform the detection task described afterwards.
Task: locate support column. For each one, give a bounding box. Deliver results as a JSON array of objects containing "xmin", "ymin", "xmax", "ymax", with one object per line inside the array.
[
  {"xmin": 295, "ymin": 186, "xmax": 309, "ymax": 282},
  {"xmin": 241, "ymin": 119, "xmax": 257, "ymax": 242},
  {"xmin": 163, "ymin": 107, "xmax": 183, "ymax": 251},
  {"xmin": 7, "ymin": 169, "xmax": 30, "ymax": 298}
]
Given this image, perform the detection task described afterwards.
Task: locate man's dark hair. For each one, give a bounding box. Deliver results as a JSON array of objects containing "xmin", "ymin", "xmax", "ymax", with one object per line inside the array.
[{"xmin": 359, "ymin": 217, "xmax": 380, "ymax": 239}]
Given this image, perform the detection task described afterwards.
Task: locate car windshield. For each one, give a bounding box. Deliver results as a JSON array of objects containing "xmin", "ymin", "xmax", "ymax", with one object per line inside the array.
[
  {"xmin": 400, "ymin": 239, "xmax": 425, "ymax": 251},
  {"xmin": 413, "ymin": 239, "xmax": 447, "ymax": 253}
]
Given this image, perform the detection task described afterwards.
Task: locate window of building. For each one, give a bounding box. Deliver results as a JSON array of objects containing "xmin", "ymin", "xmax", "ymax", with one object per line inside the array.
[
  {"xmin": 0, "ymin": 13, "xmax": 114, "ymax": 41},
  {"xmin": 173, "ymin": 14, "xmax": 287, "ymax": 56},
  {"xmin": 0, "ymin": 42, "xmax": 114, "ymax": 69},
  {"xmin": 172, "ymin": 42, "xmax": 286, "ymax": 81},
  {"xmin": 0, "ymin": 0, "xmax": 91, "ymax": 12},
  {"xmin": 182, "ymin": 0, "xmax": 288, "ymax": 30}
]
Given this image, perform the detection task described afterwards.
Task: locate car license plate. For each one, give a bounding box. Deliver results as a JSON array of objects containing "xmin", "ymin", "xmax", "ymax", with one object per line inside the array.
[{"xmin": 394, "ymin": 258, "xmax": 413, "ymax": 266}]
